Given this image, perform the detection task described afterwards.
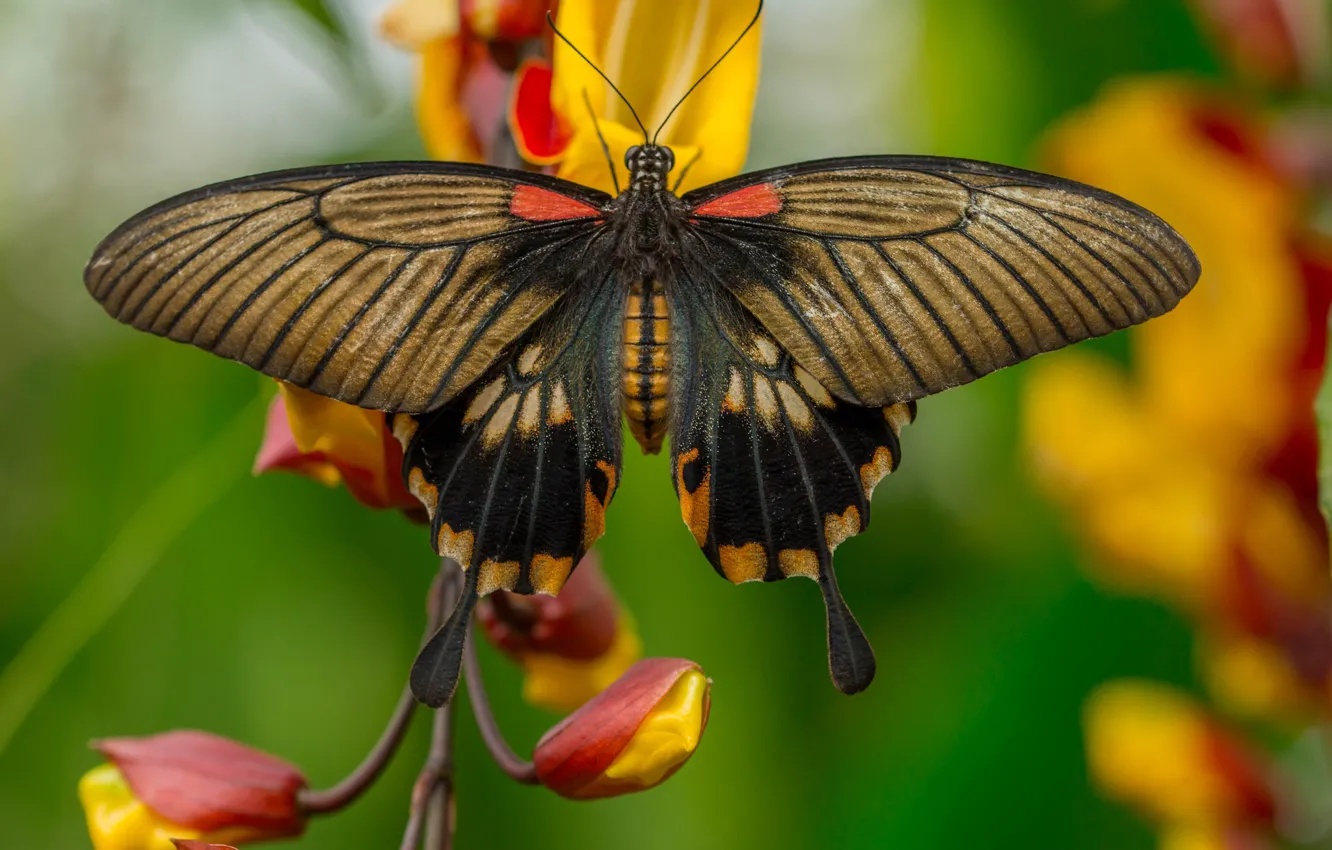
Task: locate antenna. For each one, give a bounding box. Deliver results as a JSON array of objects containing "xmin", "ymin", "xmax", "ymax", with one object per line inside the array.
[
  {"xmin": 652, "ymin": 0, "xmax": 763, "ymax": 145},
  {"xmin": 547, "ymin": 11, "xmax": 650, "ymax": 144}
]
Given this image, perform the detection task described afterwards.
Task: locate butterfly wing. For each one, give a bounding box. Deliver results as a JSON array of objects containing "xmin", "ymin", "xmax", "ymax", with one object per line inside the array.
[
  {"xmin": 396, "ymin": 270, "xmax": 624, "ymax": 707},
  {"xmin": 671, "ymin": 155, "xmax": 1198, "ymax": 693},
  {"xmin": 667, "ymin": 264, "xmax": 914, "ymax": 695},
  {"xmin": 85, "ymin": 162, "xmax": 611, "ymax": 413},
  {"xmin": 682, "ymin": 155, "xmax": 1200, "ymax": 406}
]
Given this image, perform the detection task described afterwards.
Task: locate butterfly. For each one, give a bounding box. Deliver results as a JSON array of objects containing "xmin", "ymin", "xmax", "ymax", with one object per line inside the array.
[{"xmin": 83, "ymin": 12, "xmax": 1200, "ymax": 709}]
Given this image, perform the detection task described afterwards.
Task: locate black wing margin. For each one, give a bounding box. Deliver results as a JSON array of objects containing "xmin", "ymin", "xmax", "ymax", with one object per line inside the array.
[
  {"xmin": 85, "ymin": 162, "xmax": 611, "ymax": 414},
  {"xmin": 683, "ymin": 155, "xmax": 1200, "ymax": 407}
]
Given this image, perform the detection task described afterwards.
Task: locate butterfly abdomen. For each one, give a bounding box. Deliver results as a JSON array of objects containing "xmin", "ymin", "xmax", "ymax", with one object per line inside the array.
[{"xmin": 622, "ymin": 278, "xmax": 671, "ymax": 454}]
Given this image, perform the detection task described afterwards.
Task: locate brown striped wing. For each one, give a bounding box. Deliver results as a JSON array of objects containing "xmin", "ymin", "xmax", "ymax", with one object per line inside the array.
[
  {"xmin": 682, "ymin": 156, "xmax": 1201, "ymax": 407},
  {"xmin": 85, "ymin": 163, "xmax": 611, "ymax": 413}
]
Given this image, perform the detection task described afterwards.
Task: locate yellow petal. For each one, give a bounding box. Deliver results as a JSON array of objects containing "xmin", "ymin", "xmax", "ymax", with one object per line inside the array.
[
  {"xmin": 380, "ymin": 0, "xmax": 460, "ymax": 49},
  {"xmin": 550, "ymin": 0, "xmax": 761, "ymax": 193},
  {"xmin": 1084, "ymin": 680, "xmax": 1257, "ymax": 824},
  {"xmin": 521, "ymin": 614, "xmax": 642, "ymax": 712},
  {"xmin": 1202, "ymin": 633, "xmax": 1317, "ymax": 723},
  {"xmin": 416, "ymin": 36, "xmax": 484, "ymax": 163},
  {"xmin": 79, "ymin": 764, "xmax": 201, "ymax": 850},
  {"xmin": 278, "ymin": 384, "xmax": 384, "ymax": 472},
  {"xmin": 597, "ymin": 668, "xmax": 708, "ymax": 788}
]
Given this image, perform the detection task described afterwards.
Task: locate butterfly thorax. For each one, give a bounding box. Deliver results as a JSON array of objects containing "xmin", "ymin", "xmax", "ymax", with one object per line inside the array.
[{"xmin": 613, "ymin": 144, "xmax": 684, "ymax": 455}]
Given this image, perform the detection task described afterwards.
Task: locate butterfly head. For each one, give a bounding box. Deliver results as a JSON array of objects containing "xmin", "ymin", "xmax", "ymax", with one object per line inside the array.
[{"xmin": 625, "ymin": 144, "xmax": 675, "ymax": 192}]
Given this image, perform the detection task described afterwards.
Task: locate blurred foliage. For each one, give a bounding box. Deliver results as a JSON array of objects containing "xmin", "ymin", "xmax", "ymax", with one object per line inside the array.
[
  {"xmin": 279, "ymin": 0, "xmax": 353, "ymax": 45},
  {"xmin": 0, "ymin": 0, "xmax": 1222, "ymax": 848}
]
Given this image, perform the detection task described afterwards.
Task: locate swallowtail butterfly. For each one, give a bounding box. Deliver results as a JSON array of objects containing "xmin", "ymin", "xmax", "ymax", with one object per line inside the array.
[{"xmin": 84, "ymin": 10, "xmax": 1199, "ymax": 708}]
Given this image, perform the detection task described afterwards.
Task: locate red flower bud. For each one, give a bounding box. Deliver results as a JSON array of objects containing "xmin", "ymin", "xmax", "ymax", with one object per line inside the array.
[
  {"xmin": 172, "ymin": 842, "xmax": 238, "ymax": 850},
  {"xmin": 535, "ymin": 658, "xmax": 710, "ymax": 799},
  {"xmin": 93, "ymin": 730, "xmax": 308, "ymax": 842},
  {"xmin": 477, "ymin": 551, "xmax": 617, "ymax": 660}
]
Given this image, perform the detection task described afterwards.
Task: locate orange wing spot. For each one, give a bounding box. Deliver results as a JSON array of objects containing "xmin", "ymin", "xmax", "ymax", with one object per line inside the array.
[
  {"xmin": 510, "ymin": 185, "xmax": 602, "ymax": 222},
  {"xmin": 824, "ymin": 506, "xmax": 862, "ymax": 552},
  {"xmin": 719, "ymin": 543, "xmax": 767, "ymax": 583},
  {"xmin": 884, "ymin": 403, "xmax": 915, "ymax": 434},
  {"xmin": 582, "ymin": 460, "xmax": 618, "ymax": 550},
  {"xmin": 391, "ymin": 413, "xmax": 419, "ymax": 447},
  {"xmin": 408, "ymin": 467, "xmax": 439, "ymax": 515},
  {"xmin": 530, "ymin": 554, "xmax": 575, "ymax": 596},
  {"xmin": 675, "ymin": 448, "xmax": 711, "ymax": 547},
  {"xmin": 436, "ymin": 523, "xmax": 475, "ymax": 567},
  {"xmin": 778, "ymin": 548, "xmax": 820, "ymax": 579},
  {"xmin": 692, "ymin": 183, "xmax": 783, "ymax": 219},
  {"xmin": 478, "ymin": 559, "xmax": 521, "ymax": 595},
  {"xmin": 859, "ymin": 446, "xmax": 895, "ymax": 499}
]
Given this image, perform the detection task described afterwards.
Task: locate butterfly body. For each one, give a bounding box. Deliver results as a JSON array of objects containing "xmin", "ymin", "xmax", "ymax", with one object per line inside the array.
[{"xmin": 85, "ymin": 152, "xmax": 1201, "ymax": 707}]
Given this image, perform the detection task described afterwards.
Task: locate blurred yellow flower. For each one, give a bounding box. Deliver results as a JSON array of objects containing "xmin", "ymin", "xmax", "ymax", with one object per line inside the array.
[
  {"xmin": 1025, "ymin": 77, "xmax": 1332, "ymax": 720},
  {"xmin": 1085, "ymin": 680, "xmax": 1275, "ymax": 827},
  {"xmin": 381, "ymin": 0, "xmax": 547, "ymax": 162}
]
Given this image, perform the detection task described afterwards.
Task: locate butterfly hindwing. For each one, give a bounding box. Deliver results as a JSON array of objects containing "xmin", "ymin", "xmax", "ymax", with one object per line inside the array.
[
  {"xmin": 397, "ymin": 272, "xmax": 624, "ymax": 707},
  {"xmin": 669, "ymin": 270, "xmax": 914, "ymax": 694},
  {"xmin": 684, "ymin": 155, "xmax": 1200, "ymax": 407},
  {"xmin": 85, "ymin": 162, "xmax": 610, "ymax": 414}
]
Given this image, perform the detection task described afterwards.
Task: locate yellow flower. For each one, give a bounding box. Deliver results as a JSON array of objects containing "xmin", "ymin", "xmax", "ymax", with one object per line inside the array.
[{"xmin": 525, "ymin": 0, "xmax": 762, "ymax": 194}]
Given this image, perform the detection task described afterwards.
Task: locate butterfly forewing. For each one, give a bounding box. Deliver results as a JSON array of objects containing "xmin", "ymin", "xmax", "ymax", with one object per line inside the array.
[
  {"xmin": 84, "ymin": 163, "xmax": 610, "ymax": 414},
  {"xmin": 683, "ymin": 156, "xmax": 1200, "ymax": 407}
]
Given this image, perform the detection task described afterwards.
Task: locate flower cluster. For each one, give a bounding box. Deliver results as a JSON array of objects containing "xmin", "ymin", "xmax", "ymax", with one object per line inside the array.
[
  {"xmin": 81, "ymin": 2, "xmax": 757, "ymax": 846},
  {"xmin": 1024, "ymin": 1, "xmax": 1332, "ymax": 845}
]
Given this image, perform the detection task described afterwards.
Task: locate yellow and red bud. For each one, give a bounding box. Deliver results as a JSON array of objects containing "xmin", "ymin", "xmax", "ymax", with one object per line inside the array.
[
  {"xmin": 534, "ymin": 657, "xmax": 709, "ymax": 799},
  {"xmin": 81, "ymin": 730, "xmax": 307, "ymax": 850},
  {"xmin": 171, "ymin": 842, "xmax": 238, "ymax": 850}
]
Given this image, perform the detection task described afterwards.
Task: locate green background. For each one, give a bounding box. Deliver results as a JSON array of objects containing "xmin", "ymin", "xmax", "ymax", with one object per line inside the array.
[{"xmin": 0, "ymin": 1, "xmax": 1219, "ymax": 847}]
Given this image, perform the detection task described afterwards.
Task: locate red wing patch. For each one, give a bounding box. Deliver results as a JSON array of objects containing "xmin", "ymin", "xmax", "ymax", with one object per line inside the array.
[
  {"xmin": 691, "ymin": 183, "xmax": 783, "ymax": 219},
  {"xmin": 510, "ymin": 185, "xmax": 603, "ymax": 222}
]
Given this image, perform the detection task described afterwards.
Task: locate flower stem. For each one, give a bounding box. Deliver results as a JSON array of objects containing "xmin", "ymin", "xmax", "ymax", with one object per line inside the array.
[
  {"xmin": 401, "ymin": 559, "xmax": 462, "ymax": 850},
  {"xmin": 463, "ymin": 626, "xmax": 539, "ymax": 784},
  {"xmin": 298, "ymin": 687, "xmax": 419, "ymax": 813}
]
